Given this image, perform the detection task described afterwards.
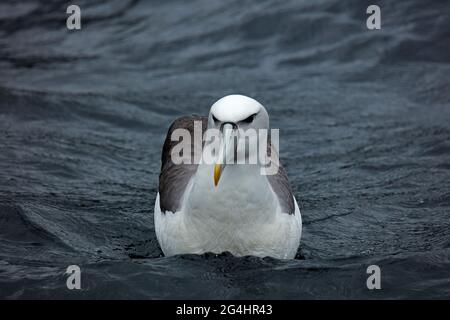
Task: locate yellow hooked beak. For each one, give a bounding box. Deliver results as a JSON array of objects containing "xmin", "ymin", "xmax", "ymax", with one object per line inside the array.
[{"xmin": 213, "ymin": 123, "xmax": 234, "ymax": 187}]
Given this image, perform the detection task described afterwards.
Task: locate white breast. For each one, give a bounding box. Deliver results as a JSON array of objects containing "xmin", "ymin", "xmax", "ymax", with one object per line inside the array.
[{"xmin": 154, "ymin": 164, "xmax": 302, "ymax": 259}]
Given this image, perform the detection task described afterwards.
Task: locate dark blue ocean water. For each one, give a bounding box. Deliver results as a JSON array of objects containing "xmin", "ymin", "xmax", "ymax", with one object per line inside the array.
[{"xmin": 0, "ymin": 0, "xmax": 450, "ymax": 299}]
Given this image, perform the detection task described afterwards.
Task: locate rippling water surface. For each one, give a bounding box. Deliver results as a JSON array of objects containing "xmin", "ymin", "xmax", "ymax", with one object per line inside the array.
[{"xmin": 1, "ymin": 0, "xmax": 450, "ymax": 299}]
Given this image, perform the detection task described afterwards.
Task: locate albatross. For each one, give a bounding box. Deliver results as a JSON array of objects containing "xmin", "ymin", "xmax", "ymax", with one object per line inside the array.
[{"xmin": 154, "ymin": 94, "xmax": 302, "ymax": 259}]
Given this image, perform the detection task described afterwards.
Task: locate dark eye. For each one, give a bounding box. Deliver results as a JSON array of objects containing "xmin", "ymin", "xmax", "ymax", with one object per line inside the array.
[
  {"xmin": 212, "ymin": 115, "xmax": 219, "ymax": 123},
  {"xmin": 242, "ymin": 113, "xmax": 256, "ymax": 124}
]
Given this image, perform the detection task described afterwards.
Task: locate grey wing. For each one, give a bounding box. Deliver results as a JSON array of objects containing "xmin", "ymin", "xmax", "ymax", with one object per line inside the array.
[
  {"xmin": 158, "ymin": 115, "xmax": 208, "ymax": 213},
  {"xmin": 266, "ymin": 141, "xmax": 295, "ymax": 215}
]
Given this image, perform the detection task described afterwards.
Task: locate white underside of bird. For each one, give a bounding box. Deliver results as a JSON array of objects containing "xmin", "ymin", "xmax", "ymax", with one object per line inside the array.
[{"xmin": 155, "ymin": 163, "xmax": 302, "ymax": 259}]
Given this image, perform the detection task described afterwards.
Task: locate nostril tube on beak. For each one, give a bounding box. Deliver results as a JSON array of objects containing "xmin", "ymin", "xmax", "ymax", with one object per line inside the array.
[{"xmin": 220, "ymin": 122, "xmax": 236, "ymax": 131}]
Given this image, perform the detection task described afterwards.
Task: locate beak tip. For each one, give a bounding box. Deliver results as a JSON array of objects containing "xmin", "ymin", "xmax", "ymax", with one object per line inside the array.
[{"xmin": 213, "ymin": 164, "xmax": 221, "ymax": 187}]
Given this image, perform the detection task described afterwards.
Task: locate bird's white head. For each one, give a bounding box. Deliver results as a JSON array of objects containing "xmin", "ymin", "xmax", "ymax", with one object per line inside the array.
[
  {"xmin": 207, "ymin": 95, "xmax": 270, "ymax": 186},
  {"xmin": 209, "ymin": 94, "xmax": 269, "ymax": 130}
]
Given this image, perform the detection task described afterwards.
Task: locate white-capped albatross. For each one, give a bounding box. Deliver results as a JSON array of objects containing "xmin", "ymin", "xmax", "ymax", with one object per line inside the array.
[{"xmin": 154, "ymin": 94, "xmax": 302, "ymax": 259}]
